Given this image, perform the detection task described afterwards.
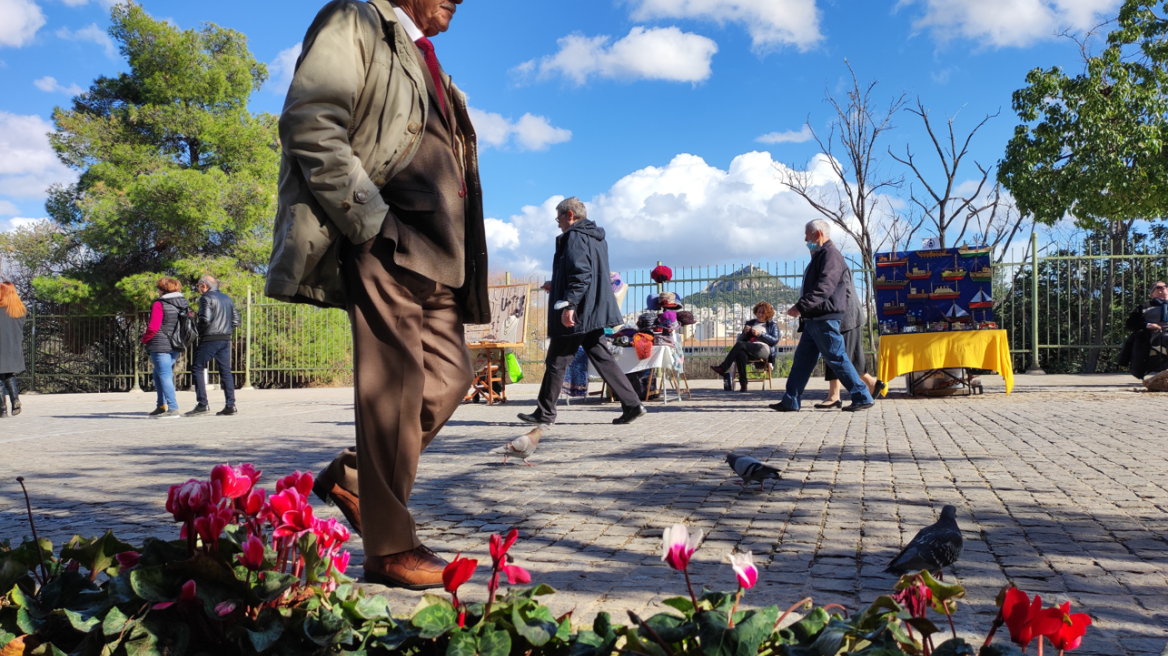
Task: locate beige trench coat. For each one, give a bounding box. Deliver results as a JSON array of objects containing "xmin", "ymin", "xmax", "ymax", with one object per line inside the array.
[{"xmin": 265, "ymin": 0, "xmax": 489, "ymax": 324}]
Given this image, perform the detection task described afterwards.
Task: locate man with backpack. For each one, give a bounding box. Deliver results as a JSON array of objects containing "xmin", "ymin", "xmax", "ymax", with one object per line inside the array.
[{"xmin": 186, "ymin": 275, "xmax": 241, "ymax": 417}]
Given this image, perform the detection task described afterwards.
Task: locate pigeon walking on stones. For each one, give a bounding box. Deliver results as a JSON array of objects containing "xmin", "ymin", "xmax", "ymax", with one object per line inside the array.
[
  {"xmin": 724, "ymin": 453, "xmax": 780, "ymax": 491},
  {"xmin": 885, "ymin": 505, "xmax": 964, "ymax": 580},
  {"xmin": 489, "ymin": 427, "xmax": 543, "ymax": 466}
]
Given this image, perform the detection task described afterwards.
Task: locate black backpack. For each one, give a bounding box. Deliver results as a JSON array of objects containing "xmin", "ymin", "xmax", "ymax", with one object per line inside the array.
[{"xmin": 162, "ymin": 298, "xmax": 198, "ymax": 350}]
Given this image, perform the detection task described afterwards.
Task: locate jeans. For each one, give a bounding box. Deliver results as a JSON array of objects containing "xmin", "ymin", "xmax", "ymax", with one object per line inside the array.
[
  {"xmin": 192, "ymin": 340, "xmax": 235, "ymax": 408},
  {"xmin": 780, "ymin": 318, "xmax": 873, "ymax": 410},
  {"xmin": 150, "ymin": 350, "xmax": 181, "ymax": 411},
  {"xmin": 0, "ymin": 373, "xmax": 17, "ymax": 407}
]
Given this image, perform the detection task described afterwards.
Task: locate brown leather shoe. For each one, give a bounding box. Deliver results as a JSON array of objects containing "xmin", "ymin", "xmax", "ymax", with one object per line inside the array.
[
  {"xmin": 312, "ymin": 467, "xmax": 362, "ymax": 537},
  {"xmin": 363, "ymin": 545, "xmax": 448, "ymax": 590},
  {"xmin": 738, "ymin": 381, "xmax": 748, "ymax": 392}
]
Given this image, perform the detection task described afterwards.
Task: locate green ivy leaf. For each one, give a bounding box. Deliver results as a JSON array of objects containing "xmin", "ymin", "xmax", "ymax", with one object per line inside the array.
[
  {"xmin": 304, "ymin": 606, "xmax": 354, "ymax": 647},
  {"xmin": 350, "ymin": 594, "xmax": 392, "ymax": 621},
  {"xmin": 919, "ymin": 571, "xmax": 966, "ymax": 603},
  {"xmin": 130, "ymin": 565, "xmax": 175, "ymax": 603},
  {"xmin": 412, "ymin": 601, "xmax": 458, "ymax": 639},
  {"xmin": 0, "ymin": 558, "xmax": 31, "ymax": 597},
  {"xmin": 102, "ymin": 606, "xmax": 131, "ymax": 637},
  {"xmin": 783, "ymin": 607, "xmax": 829, "ymax": 644},
  {"xmin": 697, "ymin": 607, "xmax": 779, "ymax": 656},
  {"xmin": 904, "ymin": 616, "xmax": 941, "ymax": 638},
  {"xmin": 376, "ymin": 620, "xmax": 420, "ymax": 651},
  {"xmin": 136, "ymin": 538, "xmax": 188, "ymax": 568},
  {"xmin": 661, "ymin": 597, "xmax": 694, "ymax": 616},
  {"xmin": 446, "ymin": 629, "xmax": 477, "ymax": 656},
  {"xmin": 512, "ymin": 599, "xmax": 558, "ymax": 647},
  {"xmin": 479, "ymin": 629, "xmax": 512, "ymax": 656},
  {"xmin": 247, "ymin": 608, "xmax": 285, "ymax": 652},
  {"xmin": 55, "ymin": 607, "xmax": 102, "ymax": 632},
  {"xmin": 532, "ymin": 583, "xmax": 556, "ymax": 596},
  {"xmin": 698, "ymin": 590, "xmax": 735, "ymax": 613},
  {"xmin": 251, "ymin": 571, "xmax": 299, "ymax": 603}
]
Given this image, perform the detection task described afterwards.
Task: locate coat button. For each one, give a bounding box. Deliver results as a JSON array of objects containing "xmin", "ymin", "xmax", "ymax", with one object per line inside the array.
[
  {"xmin": 408, "ymin": 122, "xmax": 421, "ymax": 134},
  {"xmin": 355, "ymin": 190, "xmax": 369, "ymax": 203},
  {"xmin": 341, "ymin": 201, "xmax": 351, "ymax": 211}
]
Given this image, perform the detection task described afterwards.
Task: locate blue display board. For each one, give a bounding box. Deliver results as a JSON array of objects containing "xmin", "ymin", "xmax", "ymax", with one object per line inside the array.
[{"xmin": 872, "ymin": 246, "xmax": 995, "ymax": 331}]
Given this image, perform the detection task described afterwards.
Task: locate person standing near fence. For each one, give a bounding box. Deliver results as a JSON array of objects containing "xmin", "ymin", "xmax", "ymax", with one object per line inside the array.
[
  {"xmin": 0, "ymin": 282, "xmax": 27, "ymax": 418},
  {"xmin": 517, "ymin": 197, "xmax": 647, "ymax": 426},
  {"xmin": 187, "ymin": 275, "xmax": 240, "ymax": 417},
  {"xmin": 141, "ymin": 278, "xmax": 188, "ymax": 419},
  {"xmin": 770, "ymin": 220, "xmax": 875, "ymax": 413},
  {"xmin": 267, "ymin": 0, "xmax": 490, "ymax": 590},
  {"xmin": 815, "ymin": 275, "xmax": 883, "ymax": 408}
]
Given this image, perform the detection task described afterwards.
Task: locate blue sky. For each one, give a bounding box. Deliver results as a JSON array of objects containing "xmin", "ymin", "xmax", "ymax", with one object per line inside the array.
[{"xmin": 0, "ymin": 0, "xmax": 1123, "ymax": 273}]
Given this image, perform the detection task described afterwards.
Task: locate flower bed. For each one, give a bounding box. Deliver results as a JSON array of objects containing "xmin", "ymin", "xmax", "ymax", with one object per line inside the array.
[{"xmin": 1, "ymin": 466, "xmax": 1090, "ymax": 655}]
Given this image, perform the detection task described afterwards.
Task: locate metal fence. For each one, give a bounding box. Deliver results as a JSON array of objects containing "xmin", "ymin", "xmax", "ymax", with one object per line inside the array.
[{"xmin": 13, "ymin": 236, "xmax": 1164, "ymax": 393}]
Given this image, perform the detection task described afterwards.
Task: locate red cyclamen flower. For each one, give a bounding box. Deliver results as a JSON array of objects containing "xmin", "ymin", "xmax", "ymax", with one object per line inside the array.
[
  {"xmin": 1002, "ymin": 588, "xmax": 1066, "ymax": 649},
  {"xmin": 166, "ymin": 479, "xmax": 217, "ymax": 522},
  {"xmin": 238, "ymin": 534, "xmax": 266, "ymax": 571},
  {"xmin": 1047, "ymin": 602, "xmax": 1092, "ymax": 651},
  {"xmin": 211, "ymin": 463, "xmax": 255, "ymax": 500},
  {"xmin": 270, "ymin": 489, "xmax": 315, "ymax": 539},
  {"xmin": 443, "ymin": 553, "xmax": 478, "ymax": 595},
  {"xmin": 501, "ymin": 563, "xmax": 531, "ymax": 585},
  {"xmin": 194, "ymin": 506, "xmax": 233, "ymax": 546},
  {"xmin": 489, "ymin": 529, "xmax": 519, "ymax": 566},
  {"xmin": 726, "ymin": 551, "xmax": 758, "ymax": 590},
  {"xmin": 661, "ymin": 524, "xmax": 703, "ymax": 571},
  {"xmin": 331, "ymin": 551, "xmax": 351, "ymax": 576},
  {"xmin": 115, "ymin": 551, "xmax": 140, "ymax": 570},
  {"xmin": 276, "ymin": 471, "xmax": 314, "ymax": 496},
  {"xmin": 241, "ymin": 487, "xmax": 266, "ymax": 517}
]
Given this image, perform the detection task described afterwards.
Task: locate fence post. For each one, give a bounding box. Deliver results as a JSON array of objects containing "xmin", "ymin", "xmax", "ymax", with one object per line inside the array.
[
  {"xmin": 1026, "ymin": 231, "xmax": 1045, "ymax": 374},
  {"xmin": 504, "ymin": 272, "xmax": 511, "ymax": 285},
  {"xmin": 28, "ymin": 303, "xmax": 35, "ymax": 394},
  {"xmin": 243, "ymin": 285, "xmax": 255, "ymax": 390},
  {"xmin": 131, "ymin": 311, "xmax": 145, "ymax": 392}
]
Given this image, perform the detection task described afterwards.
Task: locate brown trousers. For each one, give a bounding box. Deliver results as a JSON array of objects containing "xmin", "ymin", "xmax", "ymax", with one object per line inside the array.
[{"xmin": 327, "ymin": 235, "xmax": 473, "ymax": 556}]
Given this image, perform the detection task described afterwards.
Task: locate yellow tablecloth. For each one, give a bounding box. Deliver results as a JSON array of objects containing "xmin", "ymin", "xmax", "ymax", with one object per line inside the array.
[{"xmin": 877, "ymin": 329, "xmax": 1014, "ymax": 396}]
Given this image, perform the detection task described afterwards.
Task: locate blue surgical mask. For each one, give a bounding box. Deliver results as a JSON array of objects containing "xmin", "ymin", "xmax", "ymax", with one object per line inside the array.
[{"xmin": 806, "ymin": 241, "xmax": 819, "ymax": 252}]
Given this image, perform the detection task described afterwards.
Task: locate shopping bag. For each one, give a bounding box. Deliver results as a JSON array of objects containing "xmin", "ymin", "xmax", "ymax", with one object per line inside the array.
[{"xmin": 505, "ymin": 351, "xmax": 524, "ymax": 384}]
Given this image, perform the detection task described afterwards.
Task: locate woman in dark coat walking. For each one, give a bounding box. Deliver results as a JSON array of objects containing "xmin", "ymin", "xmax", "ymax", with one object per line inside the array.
[{"xmin": 0, "ymin": 281, "xmax": 28, "ymax": 418}]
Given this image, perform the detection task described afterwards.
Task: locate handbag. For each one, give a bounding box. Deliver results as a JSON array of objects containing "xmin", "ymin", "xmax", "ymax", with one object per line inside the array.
[{"xmin": 505, "ymin": 351, "xmax": 524, "ymax": 384}]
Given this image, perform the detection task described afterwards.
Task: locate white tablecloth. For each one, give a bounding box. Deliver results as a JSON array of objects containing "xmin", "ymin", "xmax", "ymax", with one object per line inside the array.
[{"xmin": 589, "ymin": 345, "xmax": 680, "ymax": 403}]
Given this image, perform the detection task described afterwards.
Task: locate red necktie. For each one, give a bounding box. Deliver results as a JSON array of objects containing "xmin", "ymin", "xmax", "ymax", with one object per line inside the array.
[{"xmin": 415, "ymin": 37, "xmax": 447, "ymax": 116}]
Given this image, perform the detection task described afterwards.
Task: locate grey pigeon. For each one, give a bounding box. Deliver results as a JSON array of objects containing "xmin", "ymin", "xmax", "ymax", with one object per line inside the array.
[
  {"xmin": 725, "ymin": 453, "xmax": 780, "ymax": 491},
  {"xmin": 489, "ymin": 427, "xmax": 543, "ymax": 466},
  {"xmin": 885, "ymin": 505, "xmax": 964, "ymax": 580}
]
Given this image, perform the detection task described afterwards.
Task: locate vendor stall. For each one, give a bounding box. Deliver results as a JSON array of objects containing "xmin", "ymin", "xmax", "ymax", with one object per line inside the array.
[{"xmin": 877, "ymin": 329, "xmax": 1014, "ymax": 396}]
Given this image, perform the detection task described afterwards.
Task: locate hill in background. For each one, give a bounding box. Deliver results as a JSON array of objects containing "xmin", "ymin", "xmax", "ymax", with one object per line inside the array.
[{"xmin": 683, "ymin": 264, "xmax": 800, "ymax": 309}]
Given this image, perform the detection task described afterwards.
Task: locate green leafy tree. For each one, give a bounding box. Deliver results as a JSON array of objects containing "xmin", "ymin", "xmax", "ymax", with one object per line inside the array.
[
  {"xmin": 39, "ymin": 2, "xmax": 278, "ymax": 312},
  {"xmin": 999, "ymin": 0, "xmax": 1168, "ymax": 370}
]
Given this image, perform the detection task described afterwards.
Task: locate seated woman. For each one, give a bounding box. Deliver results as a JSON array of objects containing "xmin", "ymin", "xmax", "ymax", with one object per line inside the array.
[
  {"xmin": 711, "ymin": 301, "xmax": 780, "ymax": 392},
  {"xmin": 1120, "ymin": 280, "xmax": 1168, "ymax": 385}
]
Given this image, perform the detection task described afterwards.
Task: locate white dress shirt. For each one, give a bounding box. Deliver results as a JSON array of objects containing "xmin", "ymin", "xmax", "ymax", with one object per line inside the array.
[{"xmin": 391, "ymin": 3, "xmax": 425, "ymax": 42}]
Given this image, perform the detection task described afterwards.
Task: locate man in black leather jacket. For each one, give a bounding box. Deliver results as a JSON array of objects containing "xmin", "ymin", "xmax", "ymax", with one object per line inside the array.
[{"xmin": 187, "ymin": 275, "xmax": 241, "ymax": 416}]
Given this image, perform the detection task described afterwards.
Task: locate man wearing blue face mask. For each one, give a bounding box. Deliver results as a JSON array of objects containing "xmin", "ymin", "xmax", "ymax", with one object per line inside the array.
[{"xmin": 770, "ymin": 219, "xmax": 875, "ymax": 412}]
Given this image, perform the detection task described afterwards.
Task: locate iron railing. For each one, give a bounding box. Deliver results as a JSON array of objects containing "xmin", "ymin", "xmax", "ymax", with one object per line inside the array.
[{"xmin": 12, "ymin": 237, "xmax": 1165, "ymax": 393}]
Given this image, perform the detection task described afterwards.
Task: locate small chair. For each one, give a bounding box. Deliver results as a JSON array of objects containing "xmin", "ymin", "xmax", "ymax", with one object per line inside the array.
[{"xmin": 745, "ymin": 350, "xmax": 777, "ymax": 390}]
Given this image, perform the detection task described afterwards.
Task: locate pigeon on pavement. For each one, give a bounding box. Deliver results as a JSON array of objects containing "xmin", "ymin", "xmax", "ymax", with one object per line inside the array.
[
  {"xmin": 885, "ymin": 505, "xmax": 964, "ymax": 580},
  {"xmin": 724, "ymin": 453, "xmax": 780, "ymax": 491},
  {"xmin": 489, "ymin": 427, "xmax": 543, "ymax": 466}
]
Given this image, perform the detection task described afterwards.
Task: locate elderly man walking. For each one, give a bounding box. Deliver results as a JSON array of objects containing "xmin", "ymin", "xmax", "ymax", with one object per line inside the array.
[
  {"xmin": 771, "ymin": 220, "xmax": 875, "ymax": 413},
  {"xmin": 187, "ymin": 275, "xmax": 240, "ymax": 417},
  {"xmin": 265, "ymin": 0, "xmax": 490, "ymax": 590},
  {"xmin": 517, "ymin": 198, "xmax": 646, "ymax": 426}
]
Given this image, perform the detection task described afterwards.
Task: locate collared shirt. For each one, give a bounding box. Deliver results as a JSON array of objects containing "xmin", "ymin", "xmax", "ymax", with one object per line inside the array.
[{"xmin": 391, "ymin": 3, "xmax": 425, "ymax": 42}]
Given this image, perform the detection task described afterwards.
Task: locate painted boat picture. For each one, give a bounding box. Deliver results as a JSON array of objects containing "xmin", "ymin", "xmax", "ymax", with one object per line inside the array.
[
  {"xmin": 918, "ymin": 249, "xmax": 950, "ymax": 258},
  {"xmin": 906, "ymin": 264, "xmax": 932, "ymax": 279},
  {"xmin": 877, "ymin": 253, "xmax": 909, "ymax": 267},
  {"xmin": 940, "ymin": 255, "xmax": 966, "ymax": 281},
  {"xmin": 944, "ymin": 302, "xmax": 971, "ymax": 323},
  {"xmin": 958, "ymin": 244, "xmax": 991, "ymax": 258},
  {"xmin": 883, "ymin": 292, "xmax": 906, "ymax": 315},
  {"xmin": 969, "ymin": 263, "xmax": 992, "ymax": 282},
  {"xmin": 907, "ymin": 285, "xmax": 930, "ymax": 299},
  {"xmin": 969, "ymin": 288, "xmax": 993, "ymax": 309},
  {"xmin": 930, "ymin": 284, "xmax": 961, "ymax": 300},
  {"xmin": 875, "ymin": 271, "xmax": 909, "ymax": 289}
]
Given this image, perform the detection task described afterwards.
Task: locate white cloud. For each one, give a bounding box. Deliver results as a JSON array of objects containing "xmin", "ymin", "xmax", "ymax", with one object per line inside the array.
[
  {"xmin": 269, "ymin": 42, "xmax": 301, "ymax": 95},
  {"xmin": 518, "ymin": 26, "xmax": 717, "ymax": 85},
  {"xmin": 0, "ymin": 112, "xmax": 77, "ymax": 202},
  {"xmin": 0, "ymin": 201, "xmax": 19, "ymax": 216},
  {"xmin": 56, "ymin": 23, "xmax": 118, "ymax": 59},
  {"xmin": 898, "ymin": 0, "xmax": 1123, "ymax": 48},
  {"xmin": 0, "ymin": 0, "xmax": 45, "ymax": 48},
  {"xmin": 34, "ymin": 76, "xmax": 84, "ymax": 95},
  {"xmin": 1, "ymin": 217, "xmax": 48, "ymax": 232},
  {"xmin": 628, "ymin": 0, "xmax": 823, "ymax": 52},
  {"xmin": 486, "ymin": 152, "xmax": 850, "ymax": 273},
  {"xmin": 484, "ymin": 218, "xmax": 520, "ymax": 252},
  {"xmin": 469, "ymin": 108, "xmax": 572, "ymax": 151},
  {"xmin": 756, "ymin": 125, "xmax": 814, "ymax": 144}
]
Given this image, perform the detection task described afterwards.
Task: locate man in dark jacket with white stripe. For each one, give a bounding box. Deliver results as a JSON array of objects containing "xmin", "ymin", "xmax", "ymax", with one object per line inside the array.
[
  {"xmin": 187, "ymin": 275, "xmax": 241, "ymax": 417},
  {"xmin": 771, "ymin": 220, "xmax": 874, "ymax": 412},
  {"xmin": 518, "ymin": 197, "xmax": 646, "ymax": 425}
]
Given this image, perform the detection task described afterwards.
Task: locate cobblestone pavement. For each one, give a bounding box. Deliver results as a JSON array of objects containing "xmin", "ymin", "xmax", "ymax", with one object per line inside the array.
[{"xmin": 2, "ymin": 374, "xmax": 1168, "ymax": 654}]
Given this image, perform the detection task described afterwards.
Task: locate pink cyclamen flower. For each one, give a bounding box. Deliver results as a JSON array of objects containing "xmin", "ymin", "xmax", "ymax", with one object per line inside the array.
[
  {"xmin": 166, "ymin": 479, "xmax": 214, "ymax": 522},
  {"xmin": 661, "ymin": 524, "xmax": 703, "ymax": 571},
  {"xmin": 501, "ymin": 563, "xmax": 531, "ymax": 585},
  {"xmin": 215, "ymin": 600, "xmax": 238, "ymax": 617},
  {"xmin": 154, "ymin": 580, "xmax": 197, "ymax": 610},
  {"xmin": 331, "ymin": 551, "xmax": 351, "ymax": 577},
  {"xmin": 194, "ymin": 506, "xmax": 233, "ymax": 546},
  {"xmin": 115, "ymin": 551, "xmax": 141, "ymax": 570},
  {"xmin": 313, "ymin": 517, "xmax": 351, "ymax": 551},
  {"xmin": 241, "ymin": 487, "xmax": 266, "ymax": 517},
  {"xmin": 211, "ymin": 463, "xmax": 255, "ymax": 500},
  {"xmin": 270, "ymin": 489, "xmax": 315, "ymax": 539},
  {"xmin": 238, "ymin": 534, "xmax": 266, "ymax": 571},
  {"xmin": 726, "ymin": 551, "xmax": 758, "ymax": 589},
  {"xmin": 276, "ymin": 471, "xmax": 314, "ymax": 496}
]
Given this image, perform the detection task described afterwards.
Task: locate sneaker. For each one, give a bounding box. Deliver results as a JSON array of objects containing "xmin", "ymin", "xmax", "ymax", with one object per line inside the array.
[
  {"xmin": 613, "ymin": 404, "xmax": 647, "ymax": 425},
  {"xmin": 185, "ymin": 404, "xmax": 210, "ymax": 417},
  {"xmin": 156, "ymin": 409, "xmax": 182, "ymax": 419},
  {"xmin": 148, "ymin": 406, "xmax": 168, "ymax": 416},
  {"xmin": 216, "ymin": 406, "xmax": 238, "ymax": 416}
]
